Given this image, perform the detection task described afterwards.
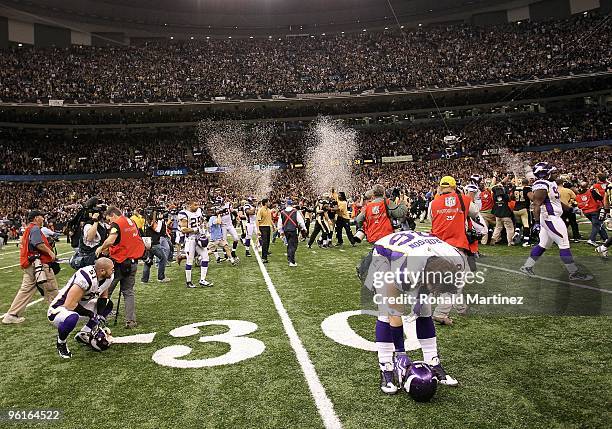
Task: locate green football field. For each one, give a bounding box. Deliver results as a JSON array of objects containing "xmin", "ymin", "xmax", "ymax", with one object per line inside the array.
[{"xmin": 0, "ymin": 222, "xmax": 611, "ymax": 429}]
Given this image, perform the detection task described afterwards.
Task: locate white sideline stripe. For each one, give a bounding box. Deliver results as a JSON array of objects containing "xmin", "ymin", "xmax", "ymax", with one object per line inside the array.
[
  {"xmin": 478, "ymin": 262, "xmax": 612, "ymax": 295},
  {"xmin": 0, "ymin": 251, "xmax": 73, "ymax": 271},
  {"xmin": 0, "ymin": 297, "xmax": 44, "ymax": 319},
  {"xmin": 251, "ymin": 243, "xmax": 343, "ymax": 429}
]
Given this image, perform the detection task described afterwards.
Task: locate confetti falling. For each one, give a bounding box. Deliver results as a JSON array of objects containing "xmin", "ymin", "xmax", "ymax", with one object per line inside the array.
[
  {"xmin": 304, "ymin": 117, "xmax": 358, "ymax": 196},
  {"xmin": 197, "ymin": 121, "xmax": 276, "ymax": 200}
]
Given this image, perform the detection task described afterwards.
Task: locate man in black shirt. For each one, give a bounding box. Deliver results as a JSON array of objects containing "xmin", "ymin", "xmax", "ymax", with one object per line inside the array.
[
  {"xmin": 491, "ymin": 183, "xmax": 515, "ymax": 245},
  {"xmin": 141, "ymin": 214, "xmax": 170, "ymax": 283}
]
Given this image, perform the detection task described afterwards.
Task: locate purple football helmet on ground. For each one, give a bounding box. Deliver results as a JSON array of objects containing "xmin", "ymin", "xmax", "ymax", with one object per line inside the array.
[{"xmin": 404, "ymin": 361, "xmax": 438, "ymax": 402}]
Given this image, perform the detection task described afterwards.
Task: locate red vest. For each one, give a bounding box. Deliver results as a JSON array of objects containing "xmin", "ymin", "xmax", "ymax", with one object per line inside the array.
[
  {"xmin": 592, "ymin": 182, "xmax": 607, "ymax": 209},
  {"xmin": 110, "ymin": 216, "xmax": 145, "ymax": 263},
  {"xmin": 20, "ymin": 223, "xmax": 53, "ymax": 269},
  {"xmin": 480, "ymin": 188, "xmax": 494, "ymax": 211},
  {"xmin": 363, "ymin": 199, "xmax": 394, "ymax": 243},
  {"xmin": 576, "ymin": 191, "xmax": 599, "ymax": 214},
  {"xmin": 430, "ymin": 192, "xmax": 477, "ymax": 252}
]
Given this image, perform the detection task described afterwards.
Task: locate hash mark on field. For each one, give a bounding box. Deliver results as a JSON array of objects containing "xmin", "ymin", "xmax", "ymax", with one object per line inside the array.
[
  {"xmin": 252, "ymin": 244, "xmax": 343, "ymax": 429},
  {"xmin": 478, "ymin": 263, "xmax": 612, "ymax": 294}
]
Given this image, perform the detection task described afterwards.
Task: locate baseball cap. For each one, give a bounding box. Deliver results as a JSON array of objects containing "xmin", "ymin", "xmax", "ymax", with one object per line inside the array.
[
  {"xmin": 286, "ymin": 199, "xmax": 294, "ymax": 206},
  {"xmin": 439, "ymin": 176, "xmax": 457, "ymax": 188},
  {"xmin": 27, "ymin": 210, "xmax": 45, "ymax": 221}
]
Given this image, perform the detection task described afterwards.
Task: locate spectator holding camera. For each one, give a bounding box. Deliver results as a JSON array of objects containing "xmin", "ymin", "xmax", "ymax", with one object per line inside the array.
[
  {"xmin": 96, "ymin": 206, "xmax": 145, "ymax": 329},
  {"xmin": 2, "ymin": 210, "xmax": 59, "ymax": 325},
  {"xmin": 141, "ymin": 211, "xmax": 171, "ymax": 283}
]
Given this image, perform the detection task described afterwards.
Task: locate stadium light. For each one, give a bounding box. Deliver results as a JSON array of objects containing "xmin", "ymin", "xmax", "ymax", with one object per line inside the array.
[
  {"xmin": 249, "ymin": 36, "xmax": 254, "ymax": 39},
  {"xmin": 384, "ymin": 27, "xmax": 388, "ymax": 30},
  {"xmin": 322, "ymin": 33, "xmax": 326, "ymax": 36},
  {"xmin": 170, "ymin": 36, "xmax": 174, "ymax": 40},
  {"xmin": 400, "ymin": 25, "xmax": 405, "ymax": 29},
  {"xmin": 362, "ymin": 29, "xmax": 367, "ymax": 32},
  {"xmin": 18, "ymin": 43, "xmax": 23, "ymax": 47},
  {"xmin": 190, "ymin": 36, "xmax": 194, "ymax": 40}
]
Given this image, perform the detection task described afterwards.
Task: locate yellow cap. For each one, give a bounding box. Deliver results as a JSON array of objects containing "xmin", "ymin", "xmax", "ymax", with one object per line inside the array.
[{"xmin": 439, "ymin": 176, "xmax": 457, "ymax": 188}]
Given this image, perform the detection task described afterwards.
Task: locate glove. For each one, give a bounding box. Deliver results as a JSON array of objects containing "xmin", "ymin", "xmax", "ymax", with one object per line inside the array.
[
  {"xmin": 531, "ymin": 223, "xmax": 541, "ymax": 236},
  {"xmin": 599, "ymin": 208, "xmax": 607, "ymax": 222}
]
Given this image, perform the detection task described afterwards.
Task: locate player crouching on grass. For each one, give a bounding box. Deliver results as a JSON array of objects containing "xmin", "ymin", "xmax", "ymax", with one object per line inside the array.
[
  {"xmin": 47, "ymin": 258, "xmax": 115, "ymax": 359},
  {"xmin": 361, "ymin": 230, "xmax": 462, "ymax": 396}
]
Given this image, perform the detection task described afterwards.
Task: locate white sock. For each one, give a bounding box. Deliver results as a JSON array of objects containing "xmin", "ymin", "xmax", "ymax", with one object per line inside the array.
[
  {"xmin": 57, "ymin": 336, "xmax": 66, "ymax": 344},
  {"xmin": 377, "ymin": 342, "xmax": 395, "ymax": 369},
  {"xmin": 185, "ymin": 269, "xmax": 192, "ymax": 283},
  {"xmin": 523, "ymin": 257, "xmax": 537, "ymax": 268},
  {"xmin": 419, "ymin": 337, "xmax": 438, "ymax": 362}
]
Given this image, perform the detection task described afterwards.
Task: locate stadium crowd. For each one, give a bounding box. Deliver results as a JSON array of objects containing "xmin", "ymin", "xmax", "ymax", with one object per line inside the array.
[
  {"xmin": 1, "ymin": 146, "xmax": 610, "ymax": 228},
  {"xmin": 0, "ymin": 14, "xmax": 610, "ymax": 103},
  {"xmin": 0, "ymin": 110, "xmax": 610, "ymax": 175}
]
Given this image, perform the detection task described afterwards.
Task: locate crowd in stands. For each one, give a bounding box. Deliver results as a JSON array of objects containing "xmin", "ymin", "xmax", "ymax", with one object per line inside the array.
[
  {"xmin": 1, "ymin": 146, "xmax": 610, "ymax": 229},
  {"xmin": 0, "ymin": 110, "xmax": 609, "ymax": 175},
  {"xmin": 0, "ymin": 14, "xmax": 610, "ymax": 104}
]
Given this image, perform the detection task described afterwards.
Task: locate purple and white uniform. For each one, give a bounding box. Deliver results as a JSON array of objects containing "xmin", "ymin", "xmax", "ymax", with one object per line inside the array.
[
  {"xmin": 178, "ymin": 208, "xmax": 209, "ymax": 283},
  {"xmin": 218, "ymin": 202, "xmax": 240, "ymax": 242},
  {"xmin": 532, "ymin": 178, "xmax": 569, "ymax": 249},
  {"xmin": 47, "ymin": 266, "xmax": 113, "ymax": 326}
]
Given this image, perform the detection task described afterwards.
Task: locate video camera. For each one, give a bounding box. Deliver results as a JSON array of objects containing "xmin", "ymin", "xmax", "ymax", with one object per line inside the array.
[{"xmin": 66, "ymin": 197, "xmax": 106, "ymax": 247}]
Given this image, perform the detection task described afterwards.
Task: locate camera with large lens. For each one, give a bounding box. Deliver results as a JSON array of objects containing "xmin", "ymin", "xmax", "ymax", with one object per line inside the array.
[
  {"xmin": 466, "ymin": 227, "xmax": 483, "ymax": 244},
  {"xmin": 30, "ymin": 256, "xmax": 47, "ymax": 285}
]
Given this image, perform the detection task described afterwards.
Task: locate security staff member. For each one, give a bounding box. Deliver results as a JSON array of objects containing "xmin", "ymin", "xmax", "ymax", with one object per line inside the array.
[
  {"xmin": 277, "ymin": 199, "xmax": 307, "ymax": 267},
  {"xmin": 2, "ymin": 210, "xmax": 59, "ymax": 324},
  {"xmin": 429, "ymin": 176, "xmax": 478, "ymax": 325},
  {"xmin": 332, "ymin": 189, "xmax": 355, "ymax": 246},
  {"xmin": 96, "ymin": 206, "xmax": 145, "ymax": 329},
  {"xmin": 257, "ymin": 199, "xmax": 273, "ymax": 263}
]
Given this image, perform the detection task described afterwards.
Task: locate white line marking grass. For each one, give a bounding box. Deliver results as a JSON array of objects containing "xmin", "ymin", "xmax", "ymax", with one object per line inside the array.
[{"xmin": 251, "ymin": 243, "xmax": 343, "ymax": 429}]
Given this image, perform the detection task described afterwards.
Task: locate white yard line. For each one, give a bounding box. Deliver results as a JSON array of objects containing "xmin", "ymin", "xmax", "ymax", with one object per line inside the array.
[
  {"xmin": 0, "ymin": 297, "xmax": 45, "ymax": 319},
  {"xmin": 0, "ymin": 251, "xmax": 73, "ymax": 271},
  {"xmin": 478, "ymin": 262, "xmax": 612, "ymax": 295},
  {"xmin": 252, "ymin": 243, "xmax": 343, "ymax": 429}
]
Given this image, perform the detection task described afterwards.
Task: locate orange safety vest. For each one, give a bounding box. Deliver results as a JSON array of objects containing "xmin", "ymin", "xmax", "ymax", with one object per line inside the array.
[
  {"xmin": 363, "ymin": 199, "xmax": 394, "ymax": 243},
  {"xmin": 430, "ymin": 192, "xmax": 477, "ymax": 252},
  {"xmin": 20, "ymin": 223, "xmax": 53, "ymax": 269},
  {"xmin": 109, "ymin": 216, "xmax": 145, "ymax": 263},
  {"xmin": 480, "ymin": 188, "xmax": 494, "ymax": 211},
  {"xmin": 576, "ymin": 191, "xmax": 599, "ymax": 214}
]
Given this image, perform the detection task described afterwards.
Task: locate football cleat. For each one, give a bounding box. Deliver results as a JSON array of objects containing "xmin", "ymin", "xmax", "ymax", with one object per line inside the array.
[
  {"xmin": 199, "ymin": 279, "xmax": 214, "ymax": 288},
  {"xmin": 595, "ymin": 245, "xmax": 609, "ymax": 259},
  {"xmin": 56, "ymin": 340, "xmax": 72, "ymax": 359},
  {"xmin": 428, "ymin": 357, "xmax": 458, "ymax": 386},
  {"xmin": 289, "ymin": 262, "xmax": 298, "ymax": 267},
  {"xmin": 568, "ymin": 271, "xmax": 593, "ymax": 281},
  {"xmin": 186, "ymin": 281, "xmax": 196, "ymax": 289},
  {"xmin": 520, "ymin": 266, "xmax": 536, "ymax": 277},
  {"xmin": 522, "ymin": 242, "xmax": 531, "ymax": 248},
  {"xmin": 231, "ymin": 257, "xmax": 239, "ymax": 266},
  {"xmin": 586, "ymin": 240, "xmax": 598, "ymax": 247},
  {"xmin": 379, "ymin": 362, "xmax": 398, "ymax": 395},
  {"xmin": 74, "ymin": 331, "xmax": 91, "ymax": 346},
  {"xmin": 394, "ymin": 353, "xmax": 412, "ymax": 386},
  {"xmin": 245, "ymin": 251, "xmax": 252, "ymax": 257}
]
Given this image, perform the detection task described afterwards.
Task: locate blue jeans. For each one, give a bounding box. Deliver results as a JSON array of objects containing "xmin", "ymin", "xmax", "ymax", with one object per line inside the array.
[
  {"xmin": 586, "ymin": 213, "xmax": 608, "ymax": 242},
  {"xmin": 141, "ymin": 244, "xmax": 167, "ymax": 281},
  {"xmin": 160, "ymin": 236, "xmax": 172, "ymax": 261}
]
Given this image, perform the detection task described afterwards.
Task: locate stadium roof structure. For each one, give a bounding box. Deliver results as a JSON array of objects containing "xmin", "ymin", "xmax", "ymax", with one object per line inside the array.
[{"xmin": 0, "ymin": 0, "xmax": 548, "ymax": 37}]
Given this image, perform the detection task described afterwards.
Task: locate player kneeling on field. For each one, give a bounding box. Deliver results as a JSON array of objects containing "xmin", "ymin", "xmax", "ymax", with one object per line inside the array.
[
  {"xmin": 362, "ymin": 230, "xmax": 463, "ymax": 399},
  {"xmin": 47, "ymin": 258, "xmax": 115, "ymax": 359}
]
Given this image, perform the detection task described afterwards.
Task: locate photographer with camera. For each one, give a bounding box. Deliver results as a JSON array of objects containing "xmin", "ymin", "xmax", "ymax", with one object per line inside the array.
[
  {"xmin": 2, "ymin": 210, "xmax": 59, "ymax": 325},
  {"xmin": 69, "ymin": 209, "xmax": 107, "ymax": 270},
  {"xmin": 429, "ymin": 176, "xmax": 479, "ymax": 325},
  {"xmin": 96, "ymin": 206, "xmax": 145, "ymax": 329},
  {"xmin": 141, "ymin": 209, "xmax": 171, "ymax": 283}
]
